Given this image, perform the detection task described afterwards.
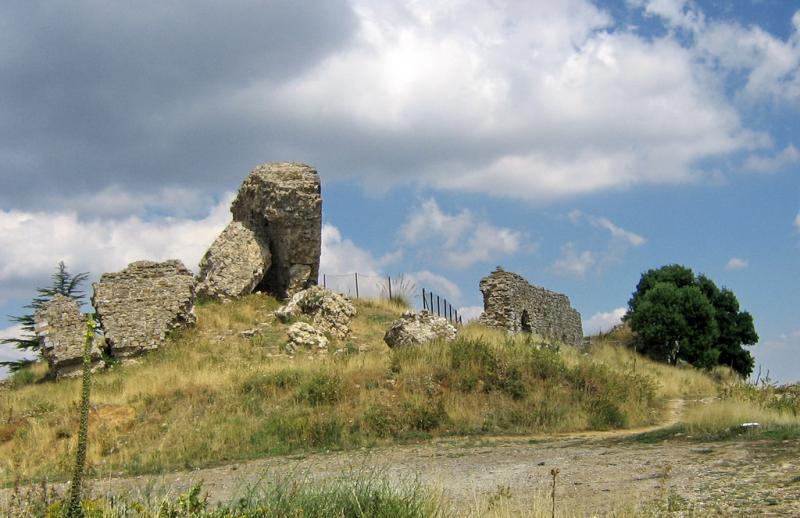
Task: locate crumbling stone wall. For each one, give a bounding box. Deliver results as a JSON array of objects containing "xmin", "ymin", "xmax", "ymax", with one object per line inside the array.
[
  {"xmin": 229, "ymin": 162, "xmax": 322, "ymax": 299},
  {"xmin": 479, "ymin": 268, "xmax": 583, "ymax": 346},
  {"xmin": 92, "ymin": 260, "xmax": 196, "ymax": 360},
  {"xmin": 34, "ymin": 294, "xmax": 103, "ymax": 378}
]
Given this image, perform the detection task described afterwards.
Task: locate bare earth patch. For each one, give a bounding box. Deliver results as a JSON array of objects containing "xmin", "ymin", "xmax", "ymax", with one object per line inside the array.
[{"xmin": 4, "ymin": 430, "xmax": 797, "ymax": 516}]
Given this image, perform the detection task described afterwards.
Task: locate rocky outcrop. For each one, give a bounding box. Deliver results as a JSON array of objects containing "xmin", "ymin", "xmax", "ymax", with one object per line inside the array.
[
  {"xmin": 383, "ymin": 311, "xmax": 457, "ymax": 348},
  {"xmin": 230, "ymin": 162, "xmax": 322, "ymax": 299},
  {"xmin": 34, "ymin": 294, "xmax": 103, "ymax": 378},
  {"xmin": 478, "ymin": 267, "xmax": 583, "ymax": 346},
  {"xmin": 196, "ymin": 221, "xmax": 271, "ymax": 300},
  {"xmin": 92, "ymin": 260, "xmax": 196, "ymax": 360},
  {"xmin": 286, "ymin": 322, "xmax": 328, "ymax": 353},
  {"xmin": 275, "ymin": 286, "xmax": 356, "ymax": 340}
]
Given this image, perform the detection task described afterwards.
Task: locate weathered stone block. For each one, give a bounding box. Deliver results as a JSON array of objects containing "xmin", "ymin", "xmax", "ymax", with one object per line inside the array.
[
  {"xmin": 92, "ymin": 260, "xmax": 195, "ymax": 360},
  {"xmin": 230, "ymin": 162, "xmax": 321, "ymax": 299},
  {"xmin": 383, "ymin": 311, "xmax": 457, "ymax": 348},
  {"xmin": 275, "ymin": 286, "xmax": 356, "ymax": 340},
  {"xmin": 196, "ymin": 221, "xmax": 271, "ymax": 300},
  {"xmin": 34, "ymin": 294, "xmax": 103, "ymax": 378},
  {"xmin": 478, "ymin": 268, "xmax": 583, "ymax": 346},
  {"xmin": 286, "ymin": 322, "xmax": 328, "ymax": 353}
]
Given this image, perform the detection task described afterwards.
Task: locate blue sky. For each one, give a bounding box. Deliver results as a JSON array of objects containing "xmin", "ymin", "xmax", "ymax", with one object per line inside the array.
[{"xmin": 0, "ymin": 0, "xmax": 798, "ymax": 382}]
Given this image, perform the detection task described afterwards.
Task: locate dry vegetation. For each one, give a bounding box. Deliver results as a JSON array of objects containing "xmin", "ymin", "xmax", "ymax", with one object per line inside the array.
[{"xmin": 3, "ymin": 293, "xmax": 795, "ymax": 492}]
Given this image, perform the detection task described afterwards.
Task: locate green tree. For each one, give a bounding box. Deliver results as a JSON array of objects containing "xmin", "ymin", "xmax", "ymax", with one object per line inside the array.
[
  {"xmin": 625, "ymin": 265, "xmax": 757, "ymax": 376},
  {"xmin": 1, "ymin": 261, "xmax": 89, "ymax": 371}
]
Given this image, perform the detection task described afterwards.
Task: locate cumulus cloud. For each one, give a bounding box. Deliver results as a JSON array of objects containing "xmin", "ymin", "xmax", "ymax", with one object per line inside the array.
[
  {"xmin": 725, "ymin": 257, "xmax": 749, "ymax": 271},
  {"xmin": 456, "ymin": 306, "xmax": 484, "ymax": 323},
  {"xmin": 554, "ymin": 243, "xmax": 595, "ymax": 277},
  {"xmin": 400, "ymin": 199, "xmax": 522, "ymax": 269},
  {"xmin": 0, "ymin": 196, "xmax": 233, "ymax": 287},
  {"xmin": 407, "ymin": 270, "xmax": 461, "ymax": 302},
  {"xmin": 0, "ymin": 0, "xmax": 779, "ymax": 210},
  {"xmin": 744, "ymin": 145, "xmax": 800, "ymax": 174},
  {"xmin": 795, "ymin": 212, "xmax": 800, "ymax": 231},
  {"xmin": 583, "ymin": 307, "xmax": 627, "ymax": 335}
]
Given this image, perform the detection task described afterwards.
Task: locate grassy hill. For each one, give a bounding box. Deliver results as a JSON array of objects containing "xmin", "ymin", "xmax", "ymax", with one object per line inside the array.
[{"xmin": 0, "ymin": 293, "xmax": 789, "ymax": 486}]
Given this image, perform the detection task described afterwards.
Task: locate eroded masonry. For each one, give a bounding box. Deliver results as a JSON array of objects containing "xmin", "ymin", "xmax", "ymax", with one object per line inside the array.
[{"xmin": 479, "ymin": 267, "xmax": 583, "ymax": 346}]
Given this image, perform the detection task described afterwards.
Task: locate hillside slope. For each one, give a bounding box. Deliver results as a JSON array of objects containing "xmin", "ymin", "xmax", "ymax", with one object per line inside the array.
[{"xmin": 0, "ymin": 294, "xmax": 720, "ymax": 483}]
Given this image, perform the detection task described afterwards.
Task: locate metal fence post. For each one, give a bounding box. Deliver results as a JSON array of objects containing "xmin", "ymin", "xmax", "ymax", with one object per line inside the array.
[
  {"xmin": 354, "ymin": 272, "xmax": 359, "ymax": 299},
  {"xmin": 388, "ymin": 276, "xmax": 392, "ymax": 300}
]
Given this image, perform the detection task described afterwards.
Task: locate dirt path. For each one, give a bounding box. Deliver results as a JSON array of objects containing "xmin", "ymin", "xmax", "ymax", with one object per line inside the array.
[{"xmin": 4, "ymin": 400, "xmax": 799, "ymax": 516}]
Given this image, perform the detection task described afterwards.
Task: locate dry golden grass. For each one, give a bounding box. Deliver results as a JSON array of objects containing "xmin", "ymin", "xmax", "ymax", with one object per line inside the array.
[
  {"xmin": 0, "ymin": 294, "xmax": 719, "ymax": 484},
  {"xmin": 682, "ymin": 398, "xmax": 800, "ymax": 434},
  {"xmin": 587, "ymin": 326, "xmax": 719, "ymax": 399}
]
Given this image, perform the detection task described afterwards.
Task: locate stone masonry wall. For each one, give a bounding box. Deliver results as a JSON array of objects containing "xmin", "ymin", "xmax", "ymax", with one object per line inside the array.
[
  {"xmin": 479, "ymin": 268, "xmax": 583, "ymax": 346},
  {"xmin": 230, "ymin": 162, "xmax": 322, "ymax": 299},
  {"xmin": 92, "ymin": 260, "xmax": 196, "ymax": 360},
  {"xmin": 34, "ymin": 294, "xmax": 103, "ymax": 378}
]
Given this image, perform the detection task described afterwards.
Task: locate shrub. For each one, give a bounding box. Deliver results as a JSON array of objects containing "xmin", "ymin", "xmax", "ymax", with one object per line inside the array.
[{"xmin": 298, "ymin": 372, "xmax": 344, "ymax": 406}]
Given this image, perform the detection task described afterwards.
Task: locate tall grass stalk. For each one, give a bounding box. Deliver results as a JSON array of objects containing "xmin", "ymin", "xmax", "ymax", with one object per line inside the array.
[{"xmin": 65, "ymin": 315, "xmax": 95, "ymax": 517}]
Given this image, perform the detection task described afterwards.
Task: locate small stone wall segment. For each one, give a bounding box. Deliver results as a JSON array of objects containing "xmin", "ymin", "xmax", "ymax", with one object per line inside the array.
[
  {"xmin": 34, "ymin": 294, "xmax": 103, "ymax": 378},
  {"xmin": 92, "ymin": 260, "xmax": 196, "ymax": 360},
  {"xmin": 196, "ymin": 221, "xmax": 271, "ymax": 300},
  {"xmin": 478, "ymin": 268, "xmax": 583, "ymax": 346},
  {"xmin": 230, "ymin": 162, "xmax": 322, "ymax": 299}
]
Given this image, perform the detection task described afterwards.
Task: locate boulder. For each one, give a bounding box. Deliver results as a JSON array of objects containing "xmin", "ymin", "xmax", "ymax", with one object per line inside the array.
[
  {"xmin": 286, "ymin": 322, "xmax": 328, "ymax": 353},
  {"xmin": 230, "ymin": 162, "xmax": 322, "ymax": 298},
  {"xmin": 34, "ymin": 294, "xmax": 103, "ymax": 378},
  {"xmin": 383, "ymin": 311, "xmax": 457, "ymax": 348},
  {"xmin": 92, "ymin": 260, "xmax": 195, "ymax": 360},
  {"xmin": 275, "ymin": 286, "xmax": 356, "ymax": 340},
  {"xmin": 196, "ymin": 221, "xmax": 271, "ymax": 300}
]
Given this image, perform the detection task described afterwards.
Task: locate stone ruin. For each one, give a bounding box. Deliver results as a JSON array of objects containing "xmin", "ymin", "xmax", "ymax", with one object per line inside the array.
[
  {"xmin": 275, "ymin": 286, "xmax": 357, "ymax": 341},
  {"xmin": 478, "ymin": 268, "xmax": 583, "ymax": 346},
  {"xmin": 34, "ymin": 294, "xmax": 103, "ymax": 378},
  {"xmin": 92, "ymin": 260, "xmax": 196, "ymax": 360},
  {"xmin": 383, "ymin": 311, "xmax": 457, "ymax": 348},
  {"xmin": 197, "ymin": 162, "xmax": 322, "ymax": 300}
]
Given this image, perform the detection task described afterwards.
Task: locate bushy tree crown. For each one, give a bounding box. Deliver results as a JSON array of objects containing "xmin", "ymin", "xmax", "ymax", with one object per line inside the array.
[{"xmin": 625, "ymin": 264, "xmax": 757, "ymax": 376}]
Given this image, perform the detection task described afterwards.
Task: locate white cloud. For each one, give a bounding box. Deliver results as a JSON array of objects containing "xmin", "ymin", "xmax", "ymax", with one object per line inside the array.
[
  {"xmin": 570, "ymin": 211, "xmax": 646, "ymax": 247},
  {"xmin": 744, "ymin": 145, "xmax": 800, "ymax": 173},
  {"xmin": 456, "ymin": 305, "xmax": 484, "ymax": 323},
  {"xmin": 0, "ymin": 195, "xmax": 234, "ymax": 284},
  {"xmin": 558, "ymin": 211, "xmax": 645, "ymax": 275},
  {"xmin": 725, "ymin": 257, "xmax": 749, "ymax": 271},
  {"xmin": 583, "ymin": 307, "xmax": 627, "ymax": 335},
  {"xmin": 638, "ymin": 1, "xmax": 800, "ymax": 107},
  {"xmin": 554, "ymin": 243, "xmax": 595, "ymax": 277},
  {"xmin": 795, "ymin": 211, "xmax": 800, "ymax": 231},
  {"xmin": 318, "ymin": 223, "xmax": 401, "ymax": 298},
  {"xmin": 230, "ymin": 0, "xmax": 764, "ymax": 201},
  {"xmin": 400, "ymin": 198, "xmax": 522, "ymax": 269},
  {"xmin": 407, "ymin": 270, "xmax": 461, "ymax": 301}
]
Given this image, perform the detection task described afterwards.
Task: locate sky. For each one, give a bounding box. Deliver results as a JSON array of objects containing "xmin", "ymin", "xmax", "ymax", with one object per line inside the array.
[{"xmin": 0, "ymin": 0, "xmax": 797, "ymax": 382}]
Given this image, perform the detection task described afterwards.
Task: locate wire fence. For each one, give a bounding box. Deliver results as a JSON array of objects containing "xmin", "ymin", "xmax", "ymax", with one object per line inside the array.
[
  {"xmin": 319, "ymin": 272, "xmax": 462, "ymax": 326},
  {"xmin": 421, "ymin": 287, "xmax": 462, "ymax": 326}
]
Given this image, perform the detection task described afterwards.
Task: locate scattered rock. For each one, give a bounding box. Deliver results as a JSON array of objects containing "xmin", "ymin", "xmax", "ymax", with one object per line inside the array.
[
  {"xmin": 275, "ymin": 286, "xmax": 356, "ymax": 340},
  {"xmin": 286, "ymin": 322, "xmax": 328, "ymax": 353},
  {"xmin": 196, "ymin": 221, "xmax": 271, "ymax": 300},
  {"xmin": 231, "ymin": 162, "xmax": 322, "ymax": 299},
  {"xmin": 479, "ymin": 267, "xmax": 583, "ymax": 346},
  {"xmin": 383, "ymin": 310, "xmax": 457, "ymax": 348},
  {"xmin": 93, "ymin": 260, "xmax": 196, "ymax": 360},
  {"xmin": 33, "ymin": 294, "xmax": 103, "ymax": 378}
]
